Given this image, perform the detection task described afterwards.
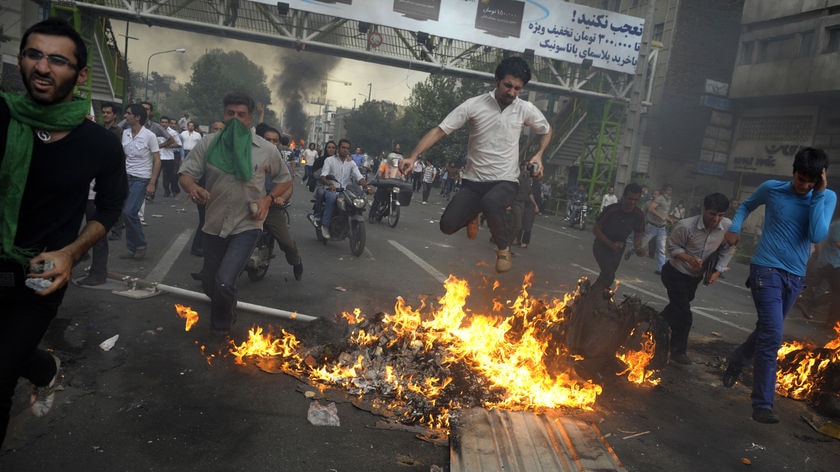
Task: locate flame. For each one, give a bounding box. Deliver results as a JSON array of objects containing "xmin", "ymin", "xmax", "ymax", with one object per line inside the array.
[
  {"xmin": 616, "ymin": 329, "xmax": 660, "ymax": 386},
  {"xmin": 187, "ymin": 274, "xmax": 665, "ymax": 429},
  {"xmin": 175, "ymin": 304, "xmax": 199, "ymax": 331},
  {"xmin": 776, "ymin": 321, "xmax": 840, "ymax": 400}
]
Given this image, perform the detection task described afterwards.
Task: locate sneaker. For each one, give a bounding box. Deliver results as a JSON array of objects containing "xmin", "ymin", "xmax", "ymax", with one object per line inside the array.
[
  {"xmin": 466, "ymin": 217, "xmax": 479, "ymax": 240},
  {"xmin": 722, "ymin": 364, "xmax": 741, "ymax": 388},
  {"xmin": 671, "ymin": 352, "xmax": 692, "ymax": 365},
  {"xmin": 321, "ymin": 226, "xmax": 331, "ymax": 239},
  {"xmin": 30, "ymin": 355, "xmax": 60, "ymax": 417},
  {"xmin": 293, "ymin": 262, "xmax": 304, "ymax": 281},
  {"xmin": 107, "ymin": 231, "xmax": 121, "ymax": 241},
  {"xmin": 133, "ymin": 248, "xmax": 146, "ymax": 260},
  {"xmin": 495, "ymin": 248, "xmax": 512, "ymax": 273},
  {"xmin": 752, "ymin": 407, "xmax": 780, "ymax": 424}
]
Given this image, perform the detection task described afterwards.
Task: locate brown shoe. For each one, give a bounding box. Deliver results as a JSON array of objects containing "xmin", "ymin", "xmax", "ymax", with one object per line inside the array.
[
  {"xmin": 495, "ymin": 249, "xmax": 512, "ymax": 273},
  {"xmin": 466, "ymin": 217, "xmax": 479, "ymax": 240}
]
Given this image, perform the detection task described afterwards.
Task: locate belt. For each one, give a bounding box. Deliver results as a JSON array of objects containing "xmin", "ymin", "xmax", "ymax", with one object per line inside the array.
[{"xmin": 647, "ymin": 221, "xmax": 666, "ymax": 228}]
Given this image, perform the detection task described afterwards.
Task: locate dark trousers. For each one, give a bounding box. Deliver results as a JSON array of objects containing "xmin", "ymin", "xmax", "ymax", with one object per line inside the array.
[
  {"xmin": 200, "ymin": 230, "xmax": 260, "ymax": 332},
  {"xmin": 263, "ymin": 205, "xmax": 301, "ymax": 266},
  {"xmin": 440, "ymin": 179, "xmax": 517, "ymax": 250},
  {"xmin": 190, "ymin": 203, "xmax": 206, "ymax": 255},
  {"xmin": 660, "ymin": 261, "xmax": 703, "ymax": 355},
  {"xmin": 160, "ymin": 160, "xmax": 180, "ymax": 196},
  {"xmin": 521, "ymin": 202, "xmax": 536, "ymax": 244},
  {"xmin": 412, "ymin": 171, "xmax": 423, "ymax": 191},
  {"xmin": 422, "ymin": 181, "xmax": 433, "ymax": 202},
  {"xmin": 592, "ymin": 239, "xmax": 625, "ymax": 289},
  {"xmin": 85, "ymin": 200, "xmax": 109, "ymax": 280},
  {"xmin": 0, "ymin": 262, "xmax": 65, "ymax": 446}
]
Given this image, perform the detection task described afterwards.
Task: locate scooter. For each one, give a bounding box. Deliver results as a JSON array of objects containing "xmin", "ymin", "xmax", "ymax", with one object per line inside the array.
[{"xmin": 307, "ymin": 177, "xmax": 368, "ymax": 256}]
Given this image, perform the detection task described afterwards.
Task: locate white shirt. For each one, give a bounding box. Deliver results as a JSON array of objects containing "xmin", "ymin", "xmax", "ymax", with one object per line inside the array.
[
  {"xmin": 159, "ymin": 127, "xmax": 182, "ymax": 161},
  {"xmin": 302, "ymin": 148, "xmax": 318, "ymax": 165},
  {"xmin": 439, "ymin": 91, "xmax": 550, "ymax": 182},
  {"xmin": 180, "ymin": 130, "xmax": 202, "ymax": 151},
  {"xmin": 601, "ymin": 193, "xmax": 619, "ymax": 212},
  {"xmin": 322, "ymin": 156, "xmax": 364, "ymax": 188},
  {"xmin": 122, "ymin": 127, "xmax": 160, "ymax": 178}
]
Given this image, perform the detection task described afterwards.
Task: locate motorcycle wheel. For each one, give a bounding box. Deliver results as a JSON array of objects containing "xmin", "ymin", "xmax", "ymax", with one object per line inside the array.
[
  {"xmin": 387, "ymin": 201, "xmax": 400, "ymax": 228},
  {"xmin": 578, "ymin": 216, "xmax": 586, "ymax": 230},
  {"xmin": 348, "ymin": 219, "xmax": 366, "ymax": 256},
  {"xmin": 246, "ymin": 236, "xmax": 273, "ymax": 281}
]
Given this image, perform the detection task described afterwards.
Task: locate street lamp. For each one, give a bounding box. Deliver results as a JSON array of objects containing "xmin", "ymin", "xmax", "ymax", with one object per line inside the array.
[{"xmin": 145, "ymin": 48, "xmax": 186, "ymax": 100}]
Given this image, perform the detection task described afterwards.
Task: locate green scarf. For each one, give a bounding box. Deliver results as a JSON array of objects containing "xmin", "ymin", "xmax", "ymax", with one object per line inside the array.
[
  {"xmin": 0, "ymin": 93, "xmax": 90, "ymax": 265},
  {"xmin": 206, "ymin": 118, "xmax": 253, "ymax": 181}
]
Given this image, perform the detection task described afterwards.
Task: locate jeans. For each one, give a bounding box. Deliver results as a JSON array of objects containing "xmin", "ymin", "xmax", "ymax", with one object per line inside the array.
[
  {"xmin": 200, "ymin": 230, "xmax": 260, "ymax": 332},
  {"xmin": 322, "ymin": 189, "xmax": 339, "ymax": 226},
  {"xmin": 440, "ymin": 179, "xmax": 517, "ymax": 250},
  {"xmin": 0, "ymin": 261, "xmax": 65, "ymax": 446},
  {"xmin": 641, "ymin": 222, "xmax": 667, "ymax": 270},
  {"xmin": 85, "ymin": 201, "xmax": 109, "ymax": 280},
  {"xmin": 729, "ymin": 265, "xmax": 804, "ymax": 410},
  {"xmin": 122, "ymin": 175, "xmax": 149, "ymax": 254},
  {"xmin": 659, "ymin": 261, "xmax": 703, "ymax": 356}
]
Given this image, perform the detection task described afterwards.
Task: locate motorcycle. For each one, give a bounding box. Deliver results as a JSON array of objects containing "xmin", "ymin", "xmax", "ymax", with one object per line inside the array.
[
  {"xmin": 307, "ymin": 176, "xmax": 368, "ymax": 256},
  {"xmin": 568, "ymin": 196, "xmax": 588, "ymax": 230},
  {"xmin": 244, "ymin": 227, "xmax": 275, "ymax": 281},
  {"xmin": 370, "ymin": 179, "xmax": 412, "ymax": 228}
]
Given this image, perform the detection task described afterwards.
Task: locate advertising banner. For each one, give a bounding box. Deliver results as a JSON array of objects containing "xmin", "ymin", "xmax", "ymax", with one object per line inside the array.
[{"xmin": 275, "ymin": 0, "xmax": 643, "ymax": 74}]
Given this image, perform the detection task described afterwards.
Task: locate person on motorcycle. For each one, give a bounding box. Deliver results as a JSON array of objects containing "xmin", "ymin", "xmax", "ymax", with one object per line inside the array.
[
  {"xmin": 369, "ymin": 143, "xmax": 405, "ymax": 222},
  {"xmin": 319, "ymin": 139, "xmax": 370, "ymax": 239},
  {"xmin": 399, "ymin": 56, "xmax": 552, "ymax": 273},
  {"xmin": 311, "ymin": 140, "xmax": 337, "ymax": 218}
]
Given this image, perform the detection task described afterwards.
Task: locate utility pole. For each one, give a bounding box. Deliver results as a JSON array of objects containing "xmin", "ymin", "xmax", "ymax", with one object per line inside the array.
[
  {"xmin": 120, "ymin": 22, "xmax": 138, "ymax": 107},
  {"xmin": 367, "ymin": 82, "xmax": 372, "ymax": 102}
]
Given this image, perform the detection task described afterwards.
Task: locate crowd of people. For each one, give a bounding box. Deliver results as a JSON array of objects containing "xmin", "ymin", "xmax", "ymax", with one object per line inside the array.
[{"xmin": 2, "ymin": 19, "xmax": 840, "ymax": 453}]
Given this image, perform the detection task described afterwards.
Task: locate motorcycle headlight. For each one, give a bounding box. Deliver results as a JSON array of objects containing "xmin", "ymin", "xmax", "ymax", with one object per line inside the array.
[
  {"xmin": 353, "ymin": 197, "xmax": 367, "ymax": 209},
  {"xmin": 391, "ymin": 187, "xmax": 400, "ymax": 194}
]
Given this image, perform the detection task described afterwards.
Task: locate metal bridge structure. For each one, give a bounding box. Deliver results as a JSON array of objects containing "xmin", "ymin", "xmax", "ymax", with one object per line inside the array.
[{"xmin": 50, "ymin": 0, "xmax": 657, "ymax": 196}]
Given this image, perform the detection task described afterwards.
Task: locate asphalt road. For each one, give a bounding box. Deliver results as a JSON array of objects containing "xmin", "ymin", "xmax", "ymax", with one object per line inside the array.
[{"xmin": 2, "ymin": 178, "xmax": 839, "ymax": 471}]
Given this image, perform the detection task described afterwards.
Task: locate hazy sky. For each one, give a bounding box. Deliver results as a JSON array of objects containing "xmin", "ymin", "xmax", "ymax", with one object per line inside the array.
[{"xmin": 114, "ymin": 21, "xmax": 429, "ymax": 114}]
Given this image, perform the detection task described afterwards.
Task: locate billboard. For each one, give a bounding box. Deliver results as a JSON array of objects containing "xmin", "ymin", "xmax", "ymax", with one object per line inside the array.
[{"xmin": 276, "ymin": 0, "xmax": 644, "ymax": 74}]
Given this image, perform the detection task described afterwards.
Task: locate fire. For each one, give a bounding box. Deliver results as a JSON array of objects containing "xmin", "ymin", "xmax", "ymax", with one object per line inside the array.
[
  {"xmin": 185, "ymin": 274, "xmax": 661, "ymax": 428},
  {"xmin": 776, "ymin": 321, "xmax": 840, "ymax": 401},
  {"xmin": 616, "ymin": 329, "xmax": 660, "ymax": 386},
  {"xmin": 175, "ymin": 304, "xmax": 199, "ymax": 331}
]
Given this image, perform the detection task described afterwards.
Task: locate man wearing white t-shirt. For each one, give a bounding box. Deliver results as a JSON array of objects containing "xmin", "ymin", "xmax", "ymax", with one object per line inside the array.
[
  {"xmin": 180, "ymin": 121, "xmax": 202, "ymax": 158},
  {"xmin": 120, "ymin": 103, "xmax": 160, "ymax": 259},
  {"xmin": 400, "ymin": 56, "xmax": 552, "ymax": 273}
]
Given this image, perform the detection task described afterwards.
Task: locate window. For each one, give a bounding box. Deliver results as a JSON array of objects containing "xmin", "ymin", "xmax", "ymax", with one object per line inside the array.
[
  {"xmin": 824, "ymin": 26, "xmax": 840, "ymax": 53},
  {"xmin": 653, "ymin": 23, "xmax": 664, "ymax": 42},
  {"xmin": 800, "ymin": 31, "xmax": 814, "ymax": 57},
  {"xmin": 756, "ymin": 35, "xmax": 795, "ymax": 63},
  {"xmin": 740, "ymin": 41, "xmax": 754, "ymax": 65}
]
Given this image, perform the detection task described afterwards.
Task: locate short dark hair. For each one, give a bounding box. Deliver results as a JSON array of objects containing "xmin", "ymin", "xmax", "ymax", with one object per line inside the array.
[
  {"xmin": 703, "ymin": 193, "xmax": 730, "ymax": 213},
  {"xmin": 793, "ymin": 147, "xmax": 828, "ymax": 181},
  {"xmin": 222, "ymin": 92, "xmax": 255, "ymax": 114},
  {"xmin": 141, "ymin": 101, "xmax": 154, "ymax": 111},
  {"xmin": 254, "ymin": 122, "xmax": 270, "ymax": 137},
  {"xmin": 160, "ymin": 115, "xmax": 170, "ymax": 121},
  {"xmin": 338, "ymin": 138, "xmax": 351, "ymax": 149},
  {"xmin": 494, "ymin": 56, "xmax": 532, "ymax": 85},
  {"xmin": 21, "ymin": 18, "xmax": 87, "ymax": 70},
  {"xmin": 101, "ymin": 102, "xmax": 120, "ymax": 114},
  {"xmin": 280, "ymin": 134, "xmax": 290, "ymax": 146},
  {"xmin": 624, "ymin": 183, "xmax": 643, "ymax": 196},
  {"xmin": 128, "ymin": 103, "xmax": 147, "ymax": 124}
]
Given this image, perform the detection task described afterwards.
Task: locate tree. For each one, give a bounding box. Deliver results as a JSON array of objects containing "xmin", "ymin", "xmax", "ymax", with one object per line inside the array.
[
  {"xmin": 185, "ymin": 49, "xmax": 275, "ymax": 125},
  {"xmin": 401, "ymin": 73, "xmax": 487, "ymax": 167},
  {"xmin": 343, "ymin": 100, "xmax": 399, "ymax": 157}
]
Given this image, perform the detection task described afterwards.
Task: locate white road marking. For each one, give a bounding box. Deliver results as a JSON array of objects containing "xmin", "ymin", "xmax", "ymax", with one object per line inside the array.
[
  {"xmin": 147, "ymin": 229, "xmax": 193, "ymax": 283},
  {"xmin": 389, "ymin": 240, "xmax": 448, "ymax": 284}
]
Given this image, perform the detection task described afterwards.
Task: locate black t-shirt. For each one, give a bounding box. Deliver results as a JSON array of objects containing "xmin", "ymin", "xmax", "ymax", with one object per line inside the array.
[
  {"xmin": 596, "ymin": 202, "xmax": 645, "ymax": 243},
  {"xmin": 0, "ymin": 98, "xmax": 127, "ymax": 254}
]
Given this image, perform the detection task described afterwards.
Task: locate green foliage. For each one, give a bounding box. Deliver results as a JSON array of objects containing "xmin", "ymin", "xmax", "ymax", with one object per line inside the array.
[
  {"xmin": 344, "ymin": 100, "xmax": 400, "ymax": 157},
  {"xmin": 185, "ymin": 49, "xmax": 274, "ymax": 124}
]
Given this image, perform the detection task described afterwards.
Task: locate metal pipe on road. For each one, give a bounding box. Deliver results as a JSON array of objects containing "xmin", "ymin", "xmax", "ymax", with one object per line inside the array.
[{"xmin": 154, "ymin": 283, "xmax": 318, "ymax": 322}]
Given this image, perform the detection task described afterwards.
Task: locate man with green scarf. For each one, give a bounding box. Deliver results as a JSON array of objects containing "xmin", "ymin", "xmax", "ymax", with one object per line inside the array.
[
  {"xmin": 0, "ymin": 18, "xmax": 127, "ymax": 446},
  {"xmin": 179, "ymin": 92, "xmax": 291, "ymax": 334}
]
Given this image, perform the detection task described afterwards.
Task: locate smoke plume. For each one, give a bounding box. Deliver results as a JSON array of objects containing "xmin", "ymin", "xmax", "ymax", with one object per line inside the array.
[{"xmin": 271, "ymin": 50, "xmax": 339, "ymax": 140}]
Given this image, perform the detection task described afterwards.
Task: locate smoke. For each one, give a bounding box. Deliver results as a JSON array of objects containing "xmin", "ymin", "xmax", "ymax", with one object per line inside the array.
[{"xmin": 271, "ymin": 50, "xmax": 338, "ymax": 140}]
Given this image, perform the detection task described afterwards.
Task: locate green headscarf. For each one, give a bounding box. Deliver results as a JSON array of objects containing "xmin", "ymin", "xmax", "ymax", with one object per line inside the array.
[
  {"xmin": 0, "ymin": 92, "xmax": 90, "ymax": 265},
  {"xmin": 206, "ymin": 118, "xmax": 253, "ymax": 181}
]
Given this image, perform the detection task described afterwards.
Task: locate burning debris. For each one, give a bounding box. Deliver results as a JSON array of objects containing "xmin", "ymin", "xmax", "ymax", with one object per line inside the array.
[
  {"xmin": 180, "ymin": 274, "xmax": 663, "ymax": 429},
  {"xmin": 776, "ymin": 322, "xmax": 840, "ymax": 418}
]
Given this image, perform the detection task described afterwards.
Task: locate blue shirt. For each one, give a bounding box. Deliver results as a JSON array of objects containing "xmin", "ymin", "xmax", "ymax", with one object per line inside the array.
[
  {"xmin": 729, "ymin": 179, "xmax": 837, "ymax": 276},
  {"xmin": 817, "ymin": 220, "xmax": 840, "ymax": 269},
  {"xmin": 351, "ymin": 153, "xmax": 365, "ymax": 169}
]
